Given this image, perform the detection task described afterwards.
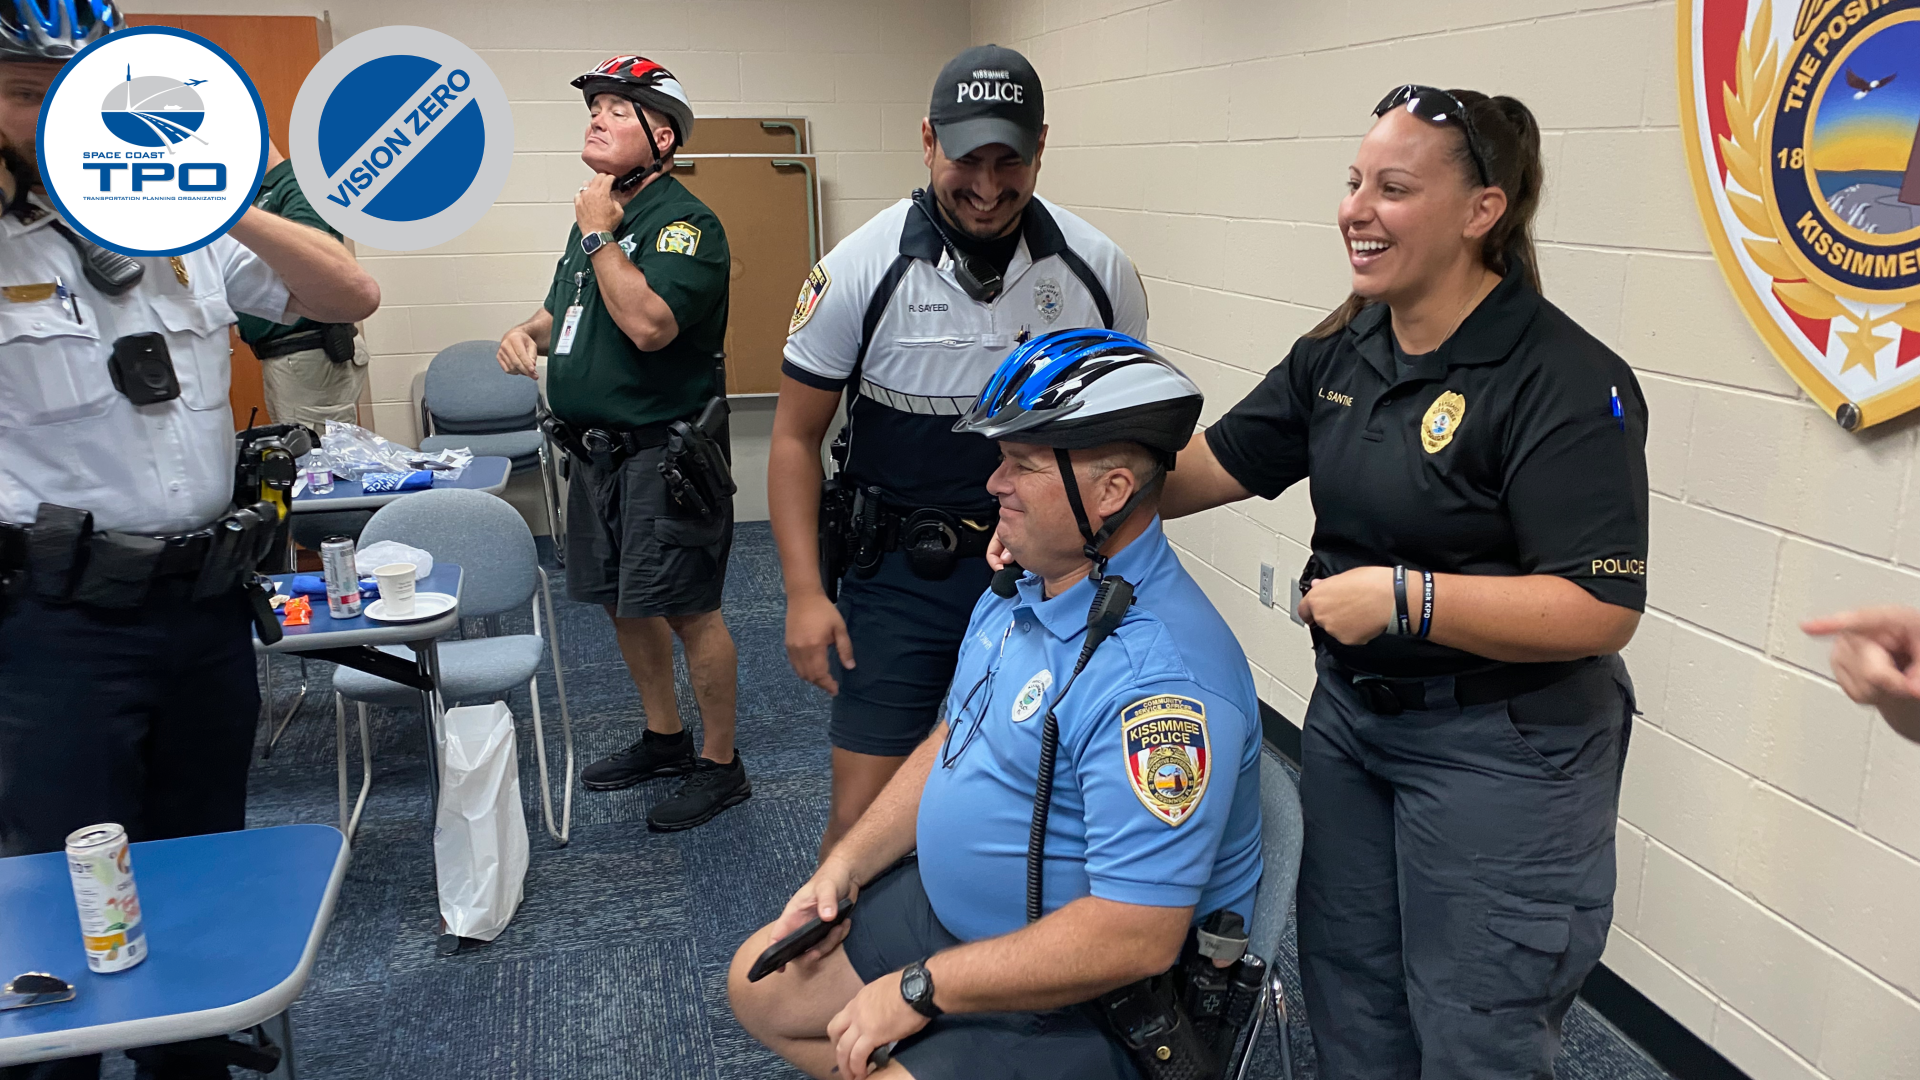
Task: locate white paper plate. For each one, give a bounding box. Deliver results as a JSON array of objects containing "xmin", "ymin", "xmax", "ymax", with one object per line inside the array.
[{"xmin": 364, "ymin": 592, "xmax": 457, "ymax": 623}]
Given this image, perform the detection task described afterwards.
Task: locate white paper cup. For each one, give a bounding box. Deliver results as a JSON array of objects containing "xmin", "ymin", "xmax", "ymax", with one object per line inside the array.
[{"xmin": 374, "ymin": 563, "xmax": 417, "ymax": 617}]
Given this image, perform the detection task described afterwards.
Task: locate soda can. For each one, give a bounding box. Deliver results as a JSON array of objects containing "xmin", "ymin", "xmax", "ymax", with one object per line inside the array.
[
  {"xmin": 64, "ymin": 823, "xmax": 147, "ymax": 974},
  {"xmin": 321, "ymin": 534, "xmax": 362, "ymax": 619}
]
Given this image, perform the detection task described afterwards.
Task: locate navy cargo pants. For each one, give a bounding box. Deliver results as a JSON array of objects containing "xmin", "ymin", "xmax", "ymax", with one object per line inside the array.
[{"xmin": 1296, "ymin": 649, "xmax": 1633, "ymax": 1080}]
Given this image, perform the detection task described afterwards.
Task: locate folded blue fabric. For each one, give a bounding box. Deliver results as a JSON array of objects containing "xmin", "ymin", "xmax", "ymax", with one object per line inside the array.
[
  {"xmin": 289, "ymin": 574, "xmax": 379, "ymax": 598},
  {"xmin": 360, "ymin": 470, "xmax": 433, "ymax": 493}
]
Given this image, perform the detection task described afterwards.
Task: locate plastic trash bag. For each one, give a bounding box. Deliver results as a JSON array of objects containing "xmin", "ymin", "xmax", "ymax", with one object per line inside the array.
[
  {"xmin": 321, "ymin": 420, "xmax": 416, "ymax": 480},
  {"xmin": 353, "ymin": 541, "xmax": 432, "ymax": 579},
  {"xmin": 434, "ymin": 703, "xmax": 530, "ymax": 942}
]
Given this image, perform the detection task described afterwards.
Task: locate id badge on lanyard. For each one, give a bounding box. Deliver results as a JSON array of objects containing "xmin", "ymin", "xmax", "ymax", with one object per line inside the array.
[{"xmin": 556, "ymin": 271, "xmax": 586, "ymax": 355}]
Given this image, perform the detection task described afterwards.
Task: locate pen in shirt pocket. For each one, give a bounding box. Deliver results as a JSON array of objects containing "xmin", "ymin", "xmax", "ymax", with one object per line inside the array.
[{"xmin": 54, "ymin": 275, "xmax": 81, "ymax": 326}]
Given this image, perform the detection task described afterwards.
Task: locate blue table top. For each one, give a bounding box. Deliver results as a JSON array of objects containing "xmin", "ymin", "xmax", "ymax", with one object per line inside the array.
[
  {"xmin": 262, "ymin": 563, "xmax": 463, "ymax": 649},
  {"xmin": 293, "ymin": 455, "xmax": 511, "ymax": 509},
  {"xmin": 0, "ymin": 825, "xmax": 348, "ymax": 1066}
]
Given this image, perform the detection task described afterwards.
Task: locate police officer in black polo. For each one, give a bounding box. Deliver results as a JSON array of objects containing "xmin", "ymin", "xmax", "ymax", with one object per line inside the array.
[
  {"xmin": 498, "ymin": 56, "xmax": 749, "ymax": 831},
  {"xmin": 1155, "ymin": 88, "xmax": 1648, "ymax": 1077}
]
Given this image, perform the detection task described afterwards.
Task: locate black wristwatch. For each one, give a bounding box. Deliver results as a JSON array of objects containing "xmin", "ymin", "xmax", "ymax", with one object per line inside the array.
[{"xmin": 900, "ymin": 960, "xmax": 942, "ymax": 1018}]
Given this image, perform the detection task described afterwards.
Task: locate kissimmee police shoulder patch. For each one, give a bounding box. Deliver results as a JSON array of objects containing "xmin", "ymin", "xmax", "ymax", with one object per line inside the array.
[
  {"xmin": 1121, "ymin": 695, "xmax": 1210, "ymax": 828},
  {"xmin": 289, "ymin": 26, "xmax": 512, "ymax": 252},
  {"xmin": 1681, "ymin": 0, "xmax": 1920, "ymax": 429},
  {"xmin": 37, "ymin": 27, "xmax": 267, "ymax": 256},
  {"xmin": 790, "ymin": 263, "xmax": 830, "ymax": 334}
]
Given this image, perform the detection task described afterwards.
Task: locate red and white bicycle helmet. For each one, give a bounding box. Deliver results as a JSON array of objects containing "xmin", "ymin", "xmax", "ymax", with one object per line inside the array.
[{"xmin": 571, "ymin": 55, "xmax": 695, "ymax": 151}]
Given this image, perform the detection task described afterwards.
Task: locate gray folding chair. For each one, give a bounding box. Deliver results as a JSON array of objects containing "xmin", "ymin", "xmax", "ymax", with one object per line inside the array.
[
  {"xmin": 1231, "ymin": 743, "xmax": 1304, "ymax": 1080},
  {"xmin": 331, "ymin": 488, "xmax": 574, "ymax": 847},
  {"xmin": 414, "ymin": 340, "xmax": 566, "ymax": 563}
]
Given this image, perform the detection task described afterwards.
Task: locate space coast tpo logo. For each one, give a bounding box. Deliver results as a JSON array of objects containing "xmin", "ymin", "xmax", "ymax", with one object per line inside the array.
[
  {"xmin": 290, "ymin": 27, "xmax": 512, "ymax": 252},
  {"xmin": 37, "ymin": 27, "xmax": 266, "ymax": 256},
  {"xmin": 1681, "ymin": 0, "xmax": 1920, "ymax": 429}
]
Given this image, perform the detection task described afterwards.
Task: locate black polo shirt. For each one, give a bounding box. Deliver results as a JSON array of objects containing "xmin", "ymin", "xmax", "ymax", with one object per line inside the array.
[{"xmin": 1205, "ymin": 265, "xmax": 1649, "ymax": 677}]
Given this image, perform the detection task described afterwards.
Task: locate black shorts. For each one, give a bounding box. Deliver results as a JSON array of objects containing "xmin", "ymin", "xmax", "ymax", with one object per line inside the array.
[
  {"xmin": 842, "ymin": 859, "xmax": 1139, "ymax": 1080},
  {"xmin": 565, "ymin": 445, "xmax": 731, "ymax": 618},
  {"xmin": 829, "ymin": 551, "xmax": 993, "ymax": 757}
]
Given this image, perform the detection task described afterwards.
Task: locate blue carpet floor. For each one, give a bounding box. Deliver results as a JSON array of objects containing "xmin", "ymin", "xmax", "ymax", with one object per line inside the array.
[{"xmin": 109, "ymin": 522, "xmax": 1675, "ymax": 1078}]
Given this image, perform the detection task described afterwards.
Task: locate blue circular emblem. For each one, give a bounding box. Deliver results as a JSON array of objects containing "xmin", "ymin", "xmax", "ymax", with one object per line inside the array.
[{"xmin": 315, "ymin": 54, "xmax": 482, "ymax": 223}]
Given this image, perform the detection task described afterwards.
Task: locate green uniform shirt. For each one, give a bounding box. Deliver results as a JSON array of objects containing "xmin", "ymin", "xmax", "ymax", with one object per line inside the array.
[
  {"xmin": 236, "ymin": 160, "xmax": 336, "ymax": 349},
  {"xmin": 543, "ymin": 175, "xmax": 729, "ymax": 430}
]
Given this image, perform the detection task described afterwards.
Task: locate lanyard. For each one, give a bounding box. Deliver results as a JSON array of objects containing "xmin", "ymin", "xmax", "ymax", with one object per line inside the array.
[{"xmin": 939, "ymin": 618, "xmax": 1016, "ymax": 769}]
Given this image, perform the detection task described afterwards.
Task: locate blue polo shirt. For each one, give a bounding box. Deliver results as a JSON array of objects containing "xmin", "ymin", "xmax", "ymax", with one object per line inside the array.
[{"xmin": 915, "ymin": 518, "xmax": 1264, "ymax": 943}]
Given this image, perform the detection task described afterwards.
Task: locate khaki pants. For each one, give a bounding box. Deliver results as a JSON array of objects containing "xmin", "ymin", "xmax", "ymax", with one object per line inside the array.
[{"xmin": 260, "ymin": 337, "xmax": 369, "ymax": 431}]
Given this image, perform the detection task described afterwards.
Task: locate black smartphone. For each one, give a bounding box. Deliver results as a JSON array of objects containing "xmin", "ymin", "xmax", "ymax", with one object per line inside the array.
[{"xmin": 747, "ymin": 895, "xmax": 854, "ymax": 982}]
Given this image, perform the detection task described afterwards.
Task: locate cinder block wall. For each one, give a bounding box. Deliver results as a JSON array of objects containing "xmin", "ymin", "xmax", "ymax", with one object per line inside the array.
[
  {"xmin": 126, "ymin": 0, "xmax": 972, "ymax": 506},
  {"xmin": 968, "ymin": 1, "xmax": 1920, "ymax": 1077}
]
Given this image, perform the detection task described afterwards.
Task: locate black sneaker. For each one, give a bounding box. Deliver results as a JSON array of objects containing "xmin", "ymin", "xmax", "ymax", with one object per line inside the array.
[
  {"xmin": 646, "ymin": 754, "xmax": 751, "ymax": 832},
  {"xmin": 581, "ymin": 728, "xmax": 696, "ymax": 791}
]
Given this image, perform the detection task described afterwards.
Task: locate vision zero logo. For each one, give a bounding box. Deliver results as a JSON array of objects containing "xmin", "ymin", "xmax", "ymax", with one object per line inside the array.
[
  {"xmin": 291, "ymin": 27, "xmax": 512, "ymax": 251},
  {"xmin": 37, "ymin": 27, "xmax": 266, "ymax": 256}
]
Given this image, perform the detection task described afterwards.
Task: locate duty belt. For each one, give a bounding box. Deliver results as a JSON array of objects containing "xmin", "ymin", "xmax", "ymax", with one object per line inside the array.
[
  {"xmin": 541, "ymin": 415, "xmax": 673, "ymax": 465},
  {"xmin": 251, "ymin": 323, "xmax": 357, "ymax": 362},
  {"xmin": 0, "ymin": 501, "xmax": 279, "ymax": 612},
  {"xmin": 1328, "ymin": 655, "xmax": 1598, "ymax": 715},
  {"xmin": 838, "ymin": 487, "xmax": 998, "ymax": 584}
]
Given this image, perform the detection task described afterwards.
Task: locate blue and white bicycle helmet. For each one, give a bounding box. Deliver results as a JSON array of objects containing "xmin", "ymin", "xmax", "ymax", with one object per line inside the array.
[
  {"xmin": 1, "ymin": 0, "xmax": 121, "ymax": 61},
  {"xmin": 955, "ymin": 328, "xmax": 1202, "ymax": 568}
]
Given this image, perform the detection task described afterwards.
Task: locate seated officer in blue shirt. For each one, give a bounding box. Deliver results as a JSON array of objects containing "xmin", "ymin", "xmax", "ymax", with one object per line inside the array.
[{"xmin": 729, "ymin": 331, "xmax": 1263, "ymax": 1080}]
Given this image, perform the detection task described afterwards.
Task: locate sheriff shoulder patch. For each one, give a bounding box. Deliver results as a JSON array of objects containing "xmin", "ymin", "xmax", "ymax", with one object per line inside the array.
[
  {"xmin": 790, "ymin": 262, "xmax": 830, "ymax": 335},
  {"xmin": 1121, "ymin": 694, "xmax": 1210, "ymax": 827},
  {"xmin": 656, "ymin": 220, "xmax": 702, "ymax": 256}
]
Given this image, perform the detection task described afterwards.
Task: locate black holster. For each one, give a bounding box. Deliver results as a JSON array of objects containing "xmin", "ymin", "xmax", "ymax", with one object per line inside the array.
[
  {"xmin": 1096, "ymin": 972, "xmax": 1216, "ymax": 1080},
  {"xmin": 322, "ymin": 323, "xmax": 357, "ymax": 363},
  {"xmin": 659, "ymin": 396, "xmax": 736, "ymax": 521},
  {"xmin": 1095, "ymin": 911, "xmax": 1264, "ymax": 1080},
  {"xmin": 818, "ymin": 476, "xmax": 854, "ymax": 603}
]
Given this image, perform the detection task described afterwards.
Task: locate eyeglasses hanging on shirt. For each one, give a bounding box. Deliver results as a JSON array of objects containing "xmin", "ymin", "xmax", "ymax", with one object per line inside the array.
[
  {"xmin": 939, "ymin": 618, "xmax": 1016, "ymax": 768},
  {"xmin": 912, "ymin": 189, "xmax": 1004, "ymax": 303}
]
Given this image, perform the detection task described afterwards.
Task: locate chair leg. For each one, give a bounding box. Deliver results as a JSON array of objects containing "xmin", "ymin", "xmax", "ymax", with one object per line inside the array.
[
  {"xmin": 264, "ymin": 657, "xmax": 311, "ymax": 759},
  {"xmin": 1271, "ymin": 969, "xmax": 1294, "ymax": 1080},
  {"xmin": 537, "ymin": 442, "xmax": 565, "ymax": 568},
  {"xmin": 336, "ymin": 696, "xmax": 373, "ymax": 844},
  {"xmin": 533, "ymin": 567, "xmax": 575, "ymax": 846}
]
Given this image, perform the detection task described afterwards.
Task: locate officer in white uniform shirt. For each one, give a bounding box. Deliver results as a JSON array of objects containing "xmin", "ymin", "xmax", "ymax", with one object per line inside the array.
[
  {"xmin": 0, "ymin": 7, "xmax": 377, "ymax": 1076},
  {"xmin": 768, "ymin": 45, "xmax": 1147, "ymax": 857}
]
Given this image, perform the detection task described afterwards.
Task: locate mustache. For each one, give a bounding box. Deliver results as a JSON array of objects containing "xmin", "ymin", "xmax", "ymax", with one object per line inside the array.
[{"xmin": 938, "ymin": 187, "xmax": 1024, "ymax": 239}]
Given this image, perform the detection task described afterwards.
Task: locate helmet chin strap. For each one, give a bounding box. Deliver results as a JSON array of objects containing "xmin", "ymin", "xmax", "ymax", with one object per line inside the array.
[{"xmin": 1053, "ymin": 448, "xmax": 1159, "ymax": 581}]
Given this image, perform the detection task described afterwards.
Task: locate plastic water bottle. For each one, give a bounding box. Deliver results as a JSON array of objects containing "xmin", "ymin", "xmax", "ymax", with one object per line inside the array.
[{"xmin": 304, "ymin": 450, "xmax": 334, "ymax": 496}]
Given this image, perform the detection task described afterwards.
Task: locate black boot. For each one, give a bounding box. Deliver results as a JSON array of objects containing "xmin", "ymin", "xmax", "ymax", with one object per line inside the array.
[
  {"xmin": 646, "ymin": 754, "xmax": 751, "ymax": 831},
  {"xmin": 580, "ymin": 727, "xmax": 696, "ymax": 791}
]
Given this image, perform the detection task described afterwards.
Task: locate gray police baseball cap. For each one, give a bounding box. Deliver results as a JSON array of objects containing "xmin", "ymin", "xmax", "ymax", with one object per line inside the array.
[{"xmin": 929, "ymin": 45, "xmax": 1044, "ymax": 163}]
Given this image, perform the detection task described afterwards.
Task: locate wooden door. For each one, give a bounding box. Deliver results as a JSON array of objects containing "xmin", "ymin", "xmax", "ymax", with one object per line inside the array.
[
  {"xmin": 125, "ymin": 14, "xmax": 327, "ymax": 429},
  {"xmin": 671, "ymin": 156, "xmax": 820, "ymax": 395},
  {"xmin": 681, "ymin": 117, "xmax": 809, "ymax": 155}
]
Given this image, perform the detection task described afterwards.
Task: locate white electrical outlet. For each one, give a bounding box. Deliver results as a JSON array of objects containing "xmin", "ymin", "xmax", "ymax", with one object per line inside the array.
[{"xmin": 1259, "ymin": 563, "xmax": 1274, "ymax": 607}]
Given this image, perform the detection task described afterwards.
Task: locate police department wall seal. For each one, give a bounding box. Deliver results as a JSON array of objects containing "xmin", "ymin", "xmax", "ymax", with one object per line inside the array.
[{"xmin": 1681, "ymin": 0, "xmax": 1920, "ymax": 428}]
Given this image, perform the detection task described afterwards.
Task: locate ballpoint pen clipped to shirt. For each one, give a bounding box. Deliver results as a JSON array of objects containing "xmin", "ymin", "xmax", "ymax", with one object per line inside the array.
[{"xmin": 53, "ymin": 275, "xmax": 80, "ymax": 326}]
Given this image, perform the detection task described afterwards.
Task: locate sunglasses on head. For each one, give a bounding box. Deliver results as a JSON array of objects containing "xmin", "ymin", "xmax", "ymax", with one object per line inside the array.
[{"xmin": 1373, "ymin": 84, "xmax": 1493, "ymax": 188}]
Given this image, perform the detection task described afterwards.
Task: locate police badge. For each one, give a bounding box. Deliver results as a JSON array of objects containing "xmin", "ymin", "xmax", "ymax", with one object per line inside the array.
[
  {"xmin": 1682, "ymin": 0, "xmax": 1920, "ymax": 429},
  {"xmin": 1034, "ymin": 277, "xmax": 1064, "ymax": 324},
  {"xmin": 1120, "ymin": 695, "xmax": 1210, "ymax": 827}
]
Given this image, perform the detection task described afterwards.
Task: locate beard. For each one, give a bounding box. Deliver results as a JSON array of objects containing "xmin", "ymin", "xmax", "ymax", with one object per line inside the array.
[{"xmin": 1, "ymin": 140, "xmax": 36, "ymax": 194}]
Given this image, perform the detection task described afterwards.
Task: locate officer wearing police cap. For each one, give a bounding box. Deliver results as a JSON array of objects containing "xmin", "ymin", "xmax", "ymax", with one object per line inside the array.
[
  {"xmin": 498, "ymin": 55, "xmax": 749, "ymax": 832},
  {"xmin": 770, "ymin": 45, "xmax": 1147, "ymax": 858},
  {"xmin": 0, "ymin": 2, "xmax": 379, "ymax": 1077}
]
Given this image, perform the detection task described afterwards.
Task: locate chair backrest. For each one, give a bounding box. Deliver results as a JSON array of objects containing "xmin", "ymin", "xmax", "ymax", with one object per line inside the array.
[
  {"xmin": 423, "ymin": 340, "xmax": 539, "ymax": 427},
  {"xmin": 359, "ymin": 489, "xmax": 536, "ymax": 620},
  {"xmin": 1249, "ymin": 744, "xmax": 1305, "ymax": 966}
]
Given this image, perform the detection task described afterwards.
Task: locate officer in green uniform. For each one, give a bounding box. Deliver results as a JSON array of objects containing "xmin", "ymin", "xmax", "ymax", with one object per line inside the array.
[
  {"xmin": 499, "ymin": 55, "xmax": 750, "ymax": 832},
  {"xmin": 238, "ymin": 141, "xmax": 369, "ymax": 431}
]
